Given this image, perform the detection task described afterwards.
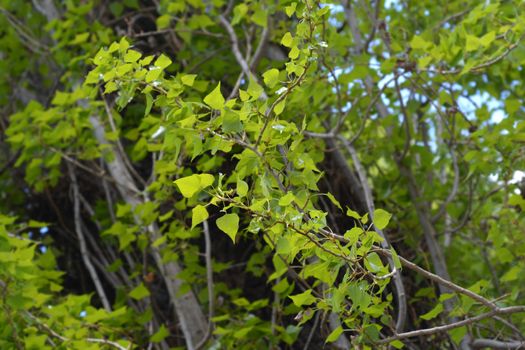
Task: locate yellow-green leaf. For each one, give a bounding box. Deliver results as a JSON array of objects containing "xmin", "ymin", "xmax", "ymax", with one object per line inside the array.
[
  {"xmin": 191, "ymin": 205, "xmax": 209, "ymax": 229},
  {"xmin": 124, "ymin": 49, "xmax": 142, "ymax": 63},
  {"xmin": 346, "ymin": 208, "xmax": 361, "ymax": 219},
  {"xmin": 204, "ymin": 83, "xmax": 225, "ymax": 110},
  {"xmin": 344, "ymin": 226, "xmax": 363, "ymax": 245},
  {"xmin": 129, "ymin": 283, "xmax": 150, "ymax": 300},
  {"xmin": 174, "ymin": 174, "xmax": 215, "ymax": 198},
  {"xmin": 480, "ymin": 31, "xmax": 495, "ymax": 47},
  {"xmin": 410, "ymin": 35, "xmax": 431, "ymax": 49},
  {"xmin": 373, "ymin": 209, "xmax": 392, "ymax": 230},
  {"xmin": 274, "ymin": 98, "xmax": 286, "ymax": 115},
  {"xmin": 278, "ymin": 192, "xmax": 295, "ymax": 206},
  {"xmin": 262, "ymin": 68, "xmax": 280, "ymax": 88},
  {"xmin": 247, "ymin": 79, "xmax": 264, "ymax": 99},
  {"xmin": 365, "ymin": 252, "xmax": 384, "ymax": 273},
  {"xmin": 181, "ymin": 74, "xmax": 197, "ymax": 86},
  {"xmin": 154, "ymin": 54, "xmax": 172, "ymax": 69},
  {"xmin": 465, "ymin": 35, "xmax": 481, "ymax": 52},
  {"xmin": 390, "ymin": 247, "xmax": 402, "ymax": 269},
  {"xmin": 285, "ymin": 3, "xmax": 297, "ymax": 17},
  {"xmin": 216, "ymin": 213, "xmax": 239, "ymax": 243},
  {"xmin": 289, "ymin": 289, "xmax": 316, "ymax": 307},
  {"xmin": 325, "ymin": 192, "xmax": 342, "ymax": 210},
  {"xmin": 237, "ymin": 179, "xmax": 249, "ymax": 197},
  {"xmin": 420, "ymin": 303, "xmax": 443, "ymax": 320},
  {"xmin": 251, "ymin": 9, "xmax": 267, "ymax": 27},
  {"xmin": 390, "ymin": 339, "xmax": 405, "ymax": 349},
  {"xmin": 281, "ymin": 32, "xmax": 293, "ymax": 48},
  {"xmin": 150, "ymin": 324, "xmax": 170, "ymax": 343},
  {"xmin": 326, "ymin": 325, "xmax": 343, "ymax": 343}
]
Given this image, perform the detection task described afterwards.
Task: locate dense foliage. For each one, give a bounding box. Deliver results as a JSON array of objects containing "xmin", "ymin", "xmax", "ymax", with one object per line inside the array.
[{"xmin": 1, "ymin": 0, "xmax": 525, "ymax": 349}]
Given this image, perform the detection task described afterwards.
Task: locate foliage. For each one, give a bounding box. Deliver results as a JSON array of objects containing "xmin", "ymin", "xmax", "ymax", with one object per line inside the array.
[{"xmin": 1, "ymin": 0, "xmax": 525, "ymax": 349}]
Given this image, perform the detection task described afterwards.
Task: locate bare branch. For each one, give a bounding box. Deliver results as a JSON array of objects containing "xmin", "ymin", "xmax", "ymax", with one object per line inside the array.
[
  {"xmin": 471, "ymin": 338, "xmax": 525, "ymax": 349},
  {"xmin": 381, "ymin": 251, "xmax": 498, "ymax": 310},
  {"xmin": 340, "ymin": 137, "xmax": 407, "ymax": 331},
  {"xmin": 195, "ymin": 220, "xmax": 215, "ymax": 350},
  {"xmin": 219, "ymin": 15, "xmax": 264, "ymax": 92},
  {"xmin": 26, "ymin": 312, "xmax": 131, "ymax": 350},
  {"xmin": 421, "ymin": 38, "xmax": 523, "ymax": 76},
  {"xmin": 378, "ymin": 306, "xmax": 525, "ymax": 344},
  {"xmin": 67, "ymin": 162, "xmax": 112, "ymax": 312}
]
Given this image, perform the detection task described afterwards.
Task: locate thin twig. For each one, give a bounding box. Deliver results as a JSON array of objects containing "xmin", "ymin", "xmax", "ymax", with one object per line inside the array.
[
  {"xmin": 378, "ymin": 306, "xmax": 525, "ymax": 344},
  {"xmin": 195, "ymin": 220, "xmax": 215, "ymax": 350},
  {"xmin": 219, "ymin": 15, "xmax": 262, "ymax": 89},
  {"xmin": 26, "ymin": 312, "xmax": 131, "ymax": 350},
  {"xmin": 303, "ymin": 310, "xmax": 321, "ymax": 350},
  {"xmin": 101, "ymin": 93, "xmax": 146, "ymax": 188},
  {"xmin": 421, "ymin": 38, "xmax": 523, "ymax": 76},
  {"xmin": 380, "ymin": 251, "xmax": 498, "ymax": 311},
  {"xmin": 340, "ymin": 137, "xmax": 407, "ymax": 331},
  {"xmin": 67, "ymin": 162, "xmax": 112, "ymax": 312}
]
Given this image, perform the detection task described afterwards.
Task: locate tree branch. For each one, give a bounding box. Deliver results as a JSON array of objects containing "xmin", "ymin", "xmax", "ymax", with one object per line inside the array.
[
  {"xmin": 67, "ymin": 162, "xmax": 112, "ymax": 312},
  {"xmin": 378, "ymin": 306, "xmax": 525, "ymax": 344}
]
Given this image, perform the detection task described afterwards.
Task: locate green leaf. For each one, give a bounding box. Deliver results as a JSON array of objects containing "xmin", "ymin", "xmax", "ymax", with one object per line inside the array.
[
  {"xmin": 70, "ymin": 32, "xmax": 90, "ymax": 45},
  {"xmin": 420, "ymin": 303, "xmax": 443, "ymax": 320},
  {"xmin": 181, "ymin": 74, "xmax": 197, "ymax": 86},
  {"xmin": 27, "ymin": 220, "xmax": 47, "ymax": 228},
  {"xmin": 204, "ymin": 83, "xmax": 225, "ymax": 110},
  {"xmin": 346, "ymin": 208, "xmax": 361, "ymax": 219},
  {"xmin": 344, "ymin": 226, "xmax": 363, "ymax": 245},
  {"xmin": 509, "ymin": 194, "xmax": 525, "ymax": 211},
  {"xmin": 365, "ymin": 252, "xmax": 384, "ymax": 273},
  {"xmin": 222, "ymin": 111, "xmax": 243, "ymax": 133},
  {"xmin": 480, "ymin": 31, "xmax": 495, "ymax": 47},
  {"xmin": 247, "ymin": 79, "xmax": 264, "ymax": 99},
  {"xmin": 146, "ymin": 68, "xmax": 162, "ymax": 83},
  {"xmin": 390, "ymin": 339, "xmax": 405, "ymax": 349},
  {"xmin": 501, "ymin": 265, "xmax": 520, "ymax": 282},
  {"xmin": 390, "ymin": 247, "xmax": 402, "ymax": 269},
  {"xmin": 373, "ymin": 209, "xmax": 392, "ymax": 230},
  {"xmin": 191, "ymin": 205, "xmax": 209, "ymax": 229},
  {"xmin": 289, "ymin": 289, "xmax": 316, "ymax": 307},
  {"xmin": 326, "ymin": 325, "xmax": 343, "ymax": 343},
  {"xmin": 216, "ymin": 213, "xmax": 240, "ymax": 243},
  {"xmin": 281, "ymin": 32, "xmax": 293, "ymax": 48},
  {"xmin": 129, "ymin": 283, "xmax": 150, "ymax": 300},
  {"xmin": 116, "ymin": 63, "xmax": 133, "ymax": 76},
  {"xmin": 449, "ymin": 326, "xmax": 467, "ymax": 344},
  {"xmin": 104, "ymin": 82, "xmax": 117, "ymax": 94},
  {"xmin": 237, "ymin": 179, "xmax": 249, "ymax": 197},
  {"xmin": 156, "ymin": 14, "xmax": 171, "ymax": 28},
  {"xmin": 232, "ymin": 3, "xmax": 248, "ymax": 25},
  {"xmin": 274, "ymin": 98, "xmax": 286, "ymax": 115},
  {"xmin": 154, "ymin": 54, "xmax": 172, "ymax": 69},
  {"xmin": 174, "ymin": 174, "xmax": 215, "ymax": 198},
  {"xmin": 150, "ymin": 324, "xmax": 170, "ymax": 342},
  {"xmin": 325, "ymin": 192, "xmax": 342, "ymax": 210},
  {"xmin": 288, "ymin": 46, "xmax": 299, "ymax": 59},
  {"xmin": 124, "ymin": 49, "xmax": 142, "ymax": 63},
  {"xmin": 140, "ymin": 57, "xmax": 155, "ymax": 70},
  {"xmin": 119, "ymin": 37, "xmax": 130, "ymax": 51},
  {"xmin": 262, "ymin": 68, "xmax": 280, "ymax": 88},
  {"xmin": 285, "ymin": 3, "xmax": 297, "ymax": 17},
  {"xmin": 251, "ymin": 9, "xmax": 267, "ymax": 27},
  {"xmin": 276, "ymin": 236, "xmax": 292, "ymax": 255},
  {"xmin": 278, "ymin": 192, "xmax": 295, "ymax": 206},
  {"xmin": 410, "ymin": 35, "xmax": 431, "ymax": 49},
  {"xmin": 465, "ymin": 35, "xmax": 481, "ymax": 52},
  {"xmin": 144, "ymin": 93, "xmax": 153, "ymax": 116}
]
